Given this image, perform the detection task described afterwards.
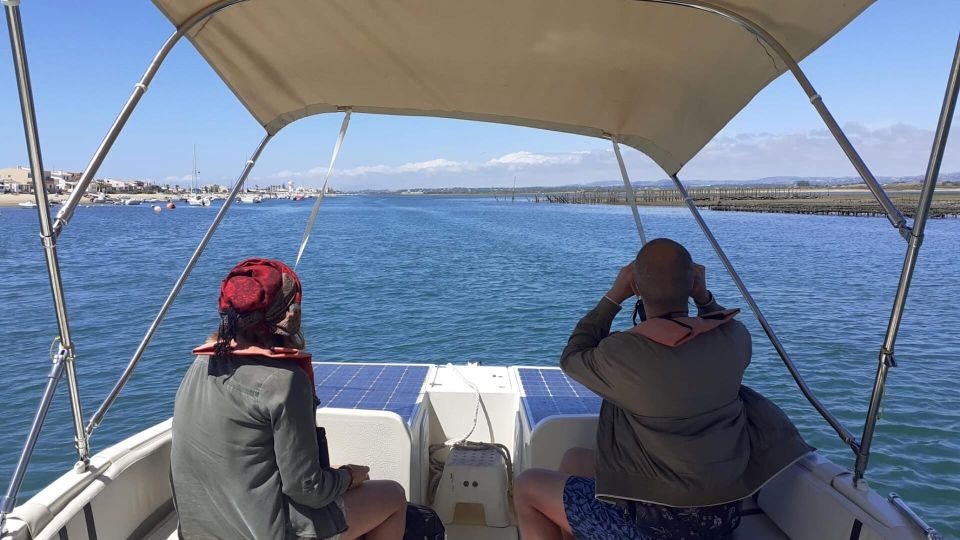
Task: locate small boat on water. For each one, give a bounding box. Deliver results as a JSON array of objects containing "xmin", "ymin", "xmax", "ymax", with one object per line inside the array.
[
  {"xmin": 1, "ymin": 2, "xmax": 956, "ymax": 539},
  {"xmin": 186, "ymin": 195, "xmax": 210, "ymax": 207},
  {"xmin": 121, "ymin": 198, "xmax": 141, "ymax": 206},
  {"xmin": 15, "ymin": 200, "xmax": 36, "ymax": 208}
]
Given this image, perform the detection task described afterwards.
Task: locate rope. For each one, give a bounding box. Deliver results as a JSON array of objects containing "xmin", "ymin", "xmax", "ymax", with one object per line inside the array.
[
  {"xmin": 294, "ymin": 111, "xmax": 352, "ymax": 269},
  {"xmin": 612, "ymin": 138, "xmax": 647, "ymax": 245}
]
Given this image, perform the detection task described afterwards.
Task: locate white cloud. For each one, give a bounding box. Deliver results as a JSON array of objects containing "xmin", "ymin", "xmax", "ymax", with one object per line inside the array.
[
  {"xmin": 682, "ymin": 122, "xmax": 958, "ymax": 180},
  {"xmin": 485, "ymin": 151, "xmax": 584, "ymax": 167},
  {"xmin": 259, "ymin": 123, "xmax": 959, "ymax": 189},
  {"xmin": 163, "ymin": 174, "xmax": 193, "ymax": 182}
]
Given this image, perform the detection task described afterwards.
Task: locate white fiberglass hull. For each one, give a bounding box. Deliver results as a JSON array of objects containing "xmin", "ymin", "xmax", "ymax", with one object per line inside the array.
[{"xmin": 0, "ymin": 364, "xmax": 930, "ymax": 540}]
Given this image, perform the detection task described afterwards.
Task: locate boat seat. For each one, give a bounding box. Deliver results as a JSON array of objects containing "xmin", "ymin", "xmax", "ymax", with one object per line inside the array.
[
  {"xmin": 733, "ymin": 497, "xmax": 789, "ymax": 539},
  {"xmin": 3, "ymin": 421, "xmax": 173, "ymax": 540},
  {"xmin": 316, "ymin": 408, "xmax": 415, "ymax": 496},
  {"xmin": 733, "ymin": 512, "xmax": 790, "ymax": 539},
  {"xmin": 141, "ymin": 510, "xmax": 179, "ymax": 540}
]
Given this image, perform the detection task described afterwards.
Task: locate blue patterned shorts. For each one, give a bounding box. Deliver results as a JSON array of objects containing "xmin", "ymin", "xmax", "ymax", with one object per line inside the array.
[{"xmin": 562, "ymin": 476, "xmax": 741, "ymax": 540}]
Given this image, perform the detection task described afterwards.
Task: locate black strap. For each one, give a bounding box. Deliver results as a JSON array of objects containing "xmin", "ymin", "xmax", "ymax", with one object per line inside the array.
[
  {"xmin": 83, "ymin": 503, "xmax": 98, "ymax": 540},
  {"xmin": 849, "ymin": 518, "xmax": 863, "ymax": 540},
  {"xmin": 58, "ymin": 526, "xmax": 69, "ymax": 540}
]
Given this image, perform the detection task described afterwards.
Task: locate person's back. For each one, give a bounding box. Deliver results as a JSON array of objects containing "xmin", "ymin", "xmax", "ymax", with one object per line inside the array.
[
  {"xmin": 170, "ymin": 258, "xmax": 407, "ymax": 540},
  {"xmin": 173, "ymin": 354, "xmax": 334, "ymax": 539},
  {"xmin": 514, "ymin": 239, "xmax": 811, "ymax": 539},
  {"xmin": 565, "ymin": 314, "xmax": 755, "ymax": 506}
]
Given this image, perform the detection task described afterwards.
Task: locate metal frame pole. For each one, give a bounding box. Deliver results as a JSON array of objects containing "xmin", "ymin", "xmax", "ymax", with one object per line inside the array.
[
  {"xmin": 86, "ymin": 132, "xmax": 274, "ymax": 436},
  {"xmin": 855, "ymin": 33, "xmax": 960, "ymax": 482},
  {"xmin": 635, "ymin": 0, "xmax": 908, "ymax": 236},
  {"xmin": 52, "ymin": 0, "xmax": 248, "ymax": 236},
  {"xmin": 0, "ymin": 351, "xmax": 66, "ymax": 534},
  {"xmin": 295, "ymin": 110, "xmax": 352, "ymax": 268},
  {"xmin": 669, "ymin": 172, "xmax": 858, "ymax": 450},
  {"xmin": 611, "ymin": 138, "xmax": 648, "ymax": 245},
  {"xmin": 3, "ymin": 0, "xmax": 90, "ymax": 465}
]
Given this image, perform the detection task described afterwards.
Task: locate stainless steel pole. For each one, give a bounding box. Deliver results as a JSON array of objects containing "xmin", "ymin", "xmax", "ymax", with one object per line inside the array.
[
  {"xmin": 0, "ymin": 350, "xmax": 67, "ymax": 535},
  {"xmin": 86, "ymin": 132, "xmax": 274, "ymax": 436},
  {"xmin": 636, "ymin": 0, "xmax": 908, "ymax": 235},
  {"xmin": 4, "ymin": 0, "xmax": 90, "ymax": 465},
  {"xmin": 52, "ymin": 0, "xmax": 248, "ymax": 236},
  {"xmin": 670, "ymin": 173, "xmax": 859, "ymax": 450},
  {"xmin": 855, "ymin": 33, "xmax": 960, "ymax": 482},
  {"xmin": 611, "ymin": 138, "xmax": 648, "ymax": 245}
]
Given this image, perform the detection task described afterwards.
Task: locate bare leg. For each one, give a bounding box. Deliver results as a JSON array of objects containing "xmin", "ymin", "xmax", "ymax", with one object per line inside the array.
[
  {"xmin": 514, "ymin": 469, "xmax": 573, "ymax": 540},
  {"xmin": 558, "ymin": 448, "xmax": 595, "ymax": 478},
  {"xmin": 339, "ymin": 480, "xmax": 407, "ymax": 540},
  {"xmin": 556, "ymin": 449, "xmax": 594, "ymax": 540}
]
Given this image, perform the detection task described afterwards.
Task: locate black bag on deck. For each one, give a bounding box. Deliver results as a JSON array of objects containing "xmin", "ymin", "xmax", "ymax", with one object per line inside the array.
[
  {"xmin": 316, "ymin": 427, "xmax": 331, "ymax": 468},
  {"xmin": 403, "ymin": 503, "xmax": 445, "ymax": 540}
]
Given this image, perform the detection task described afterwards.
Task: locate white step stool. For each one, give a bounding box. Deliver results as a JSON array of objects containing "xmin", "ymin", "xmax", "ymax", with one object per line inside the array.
[{"xmin": 434, "ymin": 445, "xmax": 511, "ymax": 527}]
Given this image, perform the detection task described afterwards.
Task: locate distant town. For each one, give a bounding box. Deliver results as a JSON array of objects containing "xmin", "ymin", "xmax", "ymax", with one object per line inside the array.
[{"xmin": 0, "ymin": 165, "xmax": 331, "ymax": 197}]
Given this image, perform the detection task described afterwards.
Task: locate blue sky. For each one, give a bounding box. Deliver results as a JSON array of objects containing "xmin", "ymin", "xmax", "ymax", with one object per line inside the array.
[{"xmin": 0, "ymin": 1, "xmax": 957, "ymax": 190}]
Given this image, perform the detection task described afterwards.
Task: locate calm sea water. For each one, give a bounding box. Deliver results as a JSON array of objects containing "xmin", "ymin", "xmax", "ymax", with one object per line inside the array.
[{"xmin": 1, "ymin": 197, "xmax": 957, "ymax": 535}]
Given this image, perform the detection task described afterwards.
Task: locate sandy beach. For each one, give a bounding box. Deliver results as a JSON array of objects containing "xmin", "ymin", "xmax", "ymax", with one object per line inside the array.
[{"xmin": 0, "ymin": 193, "xmax": 181, "ymax": 207}]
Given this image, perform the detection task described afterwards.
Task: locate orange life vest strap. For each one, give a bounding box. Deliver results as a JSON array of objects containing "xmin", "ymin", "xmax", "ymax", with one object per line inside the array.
[
  {"xmin": 627, "ymin": 308, "xmax": 740, "ymax": 347},
  {"xmin": 192, "ymin": 341, "xmax": 312, "ymax": 361},
  {"xmin": 192, "ymin": 341, "xmax": 315, "ymax": 386}
]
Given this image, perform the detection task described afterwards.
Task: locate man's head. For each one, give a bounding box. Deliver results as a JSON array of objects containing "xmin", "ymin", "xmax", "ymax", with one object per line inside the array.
[{"xmin": 632, "ymin": 238, "xmax": 694, "ymax": 310}]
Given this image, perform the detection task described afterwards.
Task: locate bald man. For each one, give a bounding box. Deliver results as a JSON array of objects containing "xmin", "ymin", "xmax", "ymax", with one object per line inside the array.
[{"xmin": 514, "ymin": 239, "xmax": 810, "ymax": 540}]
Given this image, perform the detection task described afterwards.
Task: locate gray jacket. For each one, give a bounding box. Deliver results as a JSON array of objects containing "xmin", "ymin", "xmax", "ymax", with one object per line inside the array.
[
  {"xmin": 171, "ymin": 355, "xmax": 351, "ymax": 539},
  {"xmin": 560, "ymin": 294, "xmax": 812, "ymax": 507}
]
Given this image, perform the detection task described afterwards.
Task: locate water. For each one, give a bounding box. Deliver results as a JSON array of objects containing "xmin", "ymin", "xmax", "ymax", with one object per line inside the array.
[{"xmin": 1, "ymin": 197, "xmax": 958, "ymax": 535}]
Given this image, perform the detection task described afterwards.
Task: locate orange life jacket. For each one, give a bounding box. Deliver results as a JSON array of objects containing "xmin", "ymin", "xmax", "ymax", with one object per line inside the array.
[
  {"xmin": 192, "ymin": 341, "xmax": 315, "ymax": 386},
  {"xmin": 627, "ymin": 309, "xmax": 741, "ymax": 347}
]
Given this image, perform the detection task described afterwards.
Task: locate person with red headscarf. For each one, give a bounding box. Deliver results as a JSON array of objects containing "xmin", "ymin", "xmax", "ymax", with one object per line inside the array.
[{"xmin": 170, "ymin": 258, "xmax": 407, "ymax": 540}]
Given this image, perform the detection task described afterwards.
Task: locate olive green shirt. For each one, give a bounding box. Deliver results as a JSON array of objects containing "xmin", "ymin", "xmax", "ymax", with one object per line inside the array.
[
  {"xmin": 171, "ymin": 355, "xmax": 351, "ymax": 539},
  {"xmin": 561, "ymin": 295, "xmax": 812, "ymax": 507}
]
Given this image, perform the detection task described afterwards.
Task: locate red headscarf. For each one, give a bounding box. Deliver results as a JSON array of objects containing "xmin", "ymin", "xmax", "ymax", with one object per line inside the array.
[{"xmin": 203, "ymin": 258, "xmax": 314, "ymax": 385}]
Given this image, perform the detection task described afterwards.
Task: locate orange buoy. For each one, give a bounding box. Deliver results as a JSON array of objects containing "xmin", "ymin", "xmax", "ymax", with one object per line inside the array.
[{"xmin": 166, "ymin": 201, "xmax": 176, "ymax": 209}]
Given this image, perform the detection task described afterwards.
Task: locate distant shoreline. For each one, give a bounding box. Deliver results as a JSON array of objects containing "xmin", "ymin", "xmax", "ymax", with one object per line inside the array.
[{"xmin": 6, "ymin": 187, "xmax": 960, "ymax": 218}]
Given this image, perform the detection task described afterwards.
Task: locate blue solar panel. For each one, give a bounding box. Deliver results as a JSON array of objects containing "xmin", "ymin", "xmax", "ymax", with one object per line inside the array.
[
  {"xmin": 314, "ymin": 363, "xmax": 430, "ymax": 423},
  {"xmin": 516, "ymin": 368, "xmax": 602, "ymax": 427}
]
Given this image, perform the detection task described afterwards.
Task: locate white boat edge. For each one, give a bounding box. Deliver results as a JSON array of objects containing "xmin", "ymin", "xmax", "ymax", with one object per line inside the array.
[{"xmin": 0, "ymin": 363, "xmax": 930, "ymax": 540}]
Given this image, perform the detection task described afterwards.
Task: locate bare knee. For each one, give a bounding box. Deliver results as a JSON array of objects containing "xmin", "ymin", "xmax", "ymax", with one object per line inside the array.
[
  {"xmin": 559, "ymin": 447, "xmax": 594, "ymax": 477},
  {"xmin": 378, "ymin": 480, "xmax": 407, "ymax": 511},
  {"xmin": 515, "ymin": 468, "xmax": 550, "ymax": 505}
]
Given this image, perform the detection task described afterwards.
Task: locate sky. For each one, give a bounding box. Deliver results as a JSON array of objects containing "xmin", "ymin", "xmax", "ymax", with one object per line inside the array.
[{"xmin": 0, "ymin": 1, "xmax": 957, "ymax": 190}]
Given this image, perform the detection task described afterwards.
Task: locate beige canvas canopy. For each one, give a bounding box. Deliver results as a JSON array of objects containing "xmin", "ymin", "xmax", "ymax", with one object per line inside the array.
[{"xmin": 151, "ymin": 0, "xmax": 873, "ymax": 175}]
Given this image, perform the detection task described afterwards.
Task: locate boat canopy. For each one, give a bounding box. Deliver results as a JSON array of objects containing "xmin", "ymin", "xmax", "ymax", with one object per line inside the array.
[{"xmin": 151, "ymin": 0, "xmax": 873, "ymax": 175}]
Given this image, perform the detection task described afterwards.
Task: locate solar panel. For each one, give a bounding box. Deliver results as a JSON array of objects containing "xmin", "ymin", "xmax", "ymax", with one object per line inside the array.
[
  {"xmin": 313, "ymin": 363, "xmax": 430, "ymax": 423},
  {"xmin": 516, "ymin": 367, "xmax": 602, "ymax": 427}
]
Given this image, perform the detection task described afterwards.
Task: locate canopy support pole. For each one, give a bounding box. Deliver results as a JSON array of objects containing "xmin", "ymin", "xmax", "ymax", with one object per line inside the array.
[
  {"xmin": 3, "ymin": 0, "xmax": 90, "ymax": 468},
  {"xmin": 52, "ymin": 0, "xmax": 248, "ymax": 236},
  {"xmin": 639, "ymin": 0, "xmax": 909, "ymax": 237},
  {"xmin": 295, "ymin": 109, "xmax": 352, "ymax": 268},
  {"xmin": 669, "ymin": 172, "xmax": 858, "ymax": 451},
  {"xmin": 0, "ymin": 348, "xmax": 66, "ymax": 535},
  {"xmin": 855, "ymin": 33, "xmax": 960, "ymax": 483},
  {"xmin": 611, "ymin": 138, "xmax": 648, "ymax": 245},
  {"xmin": 85, "ymin": 132, "xmax": 274, "ymax": 436}
]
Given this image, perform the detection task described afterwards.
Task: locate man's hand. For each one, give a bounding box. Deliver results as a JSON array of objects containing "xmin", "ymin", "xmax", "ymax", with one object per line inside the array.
[
  {"xmin": 340, "ymin": 464, "xmax": 370, "ymax": 490},
  {"xmin": 690, "ymin": 263, "xmax": 711, "ymax": 305},
  {"xmin": 605, "ymin": 262, "xmax": 637, "ymax": 305}
]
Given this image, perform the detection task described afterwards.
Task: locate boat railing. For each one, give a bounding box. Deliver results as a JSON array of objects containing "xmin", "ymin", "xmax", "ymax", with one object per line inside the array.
[{"xmin": 1, "ymin": 1, "xmax": 957, "ymax": 538}]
